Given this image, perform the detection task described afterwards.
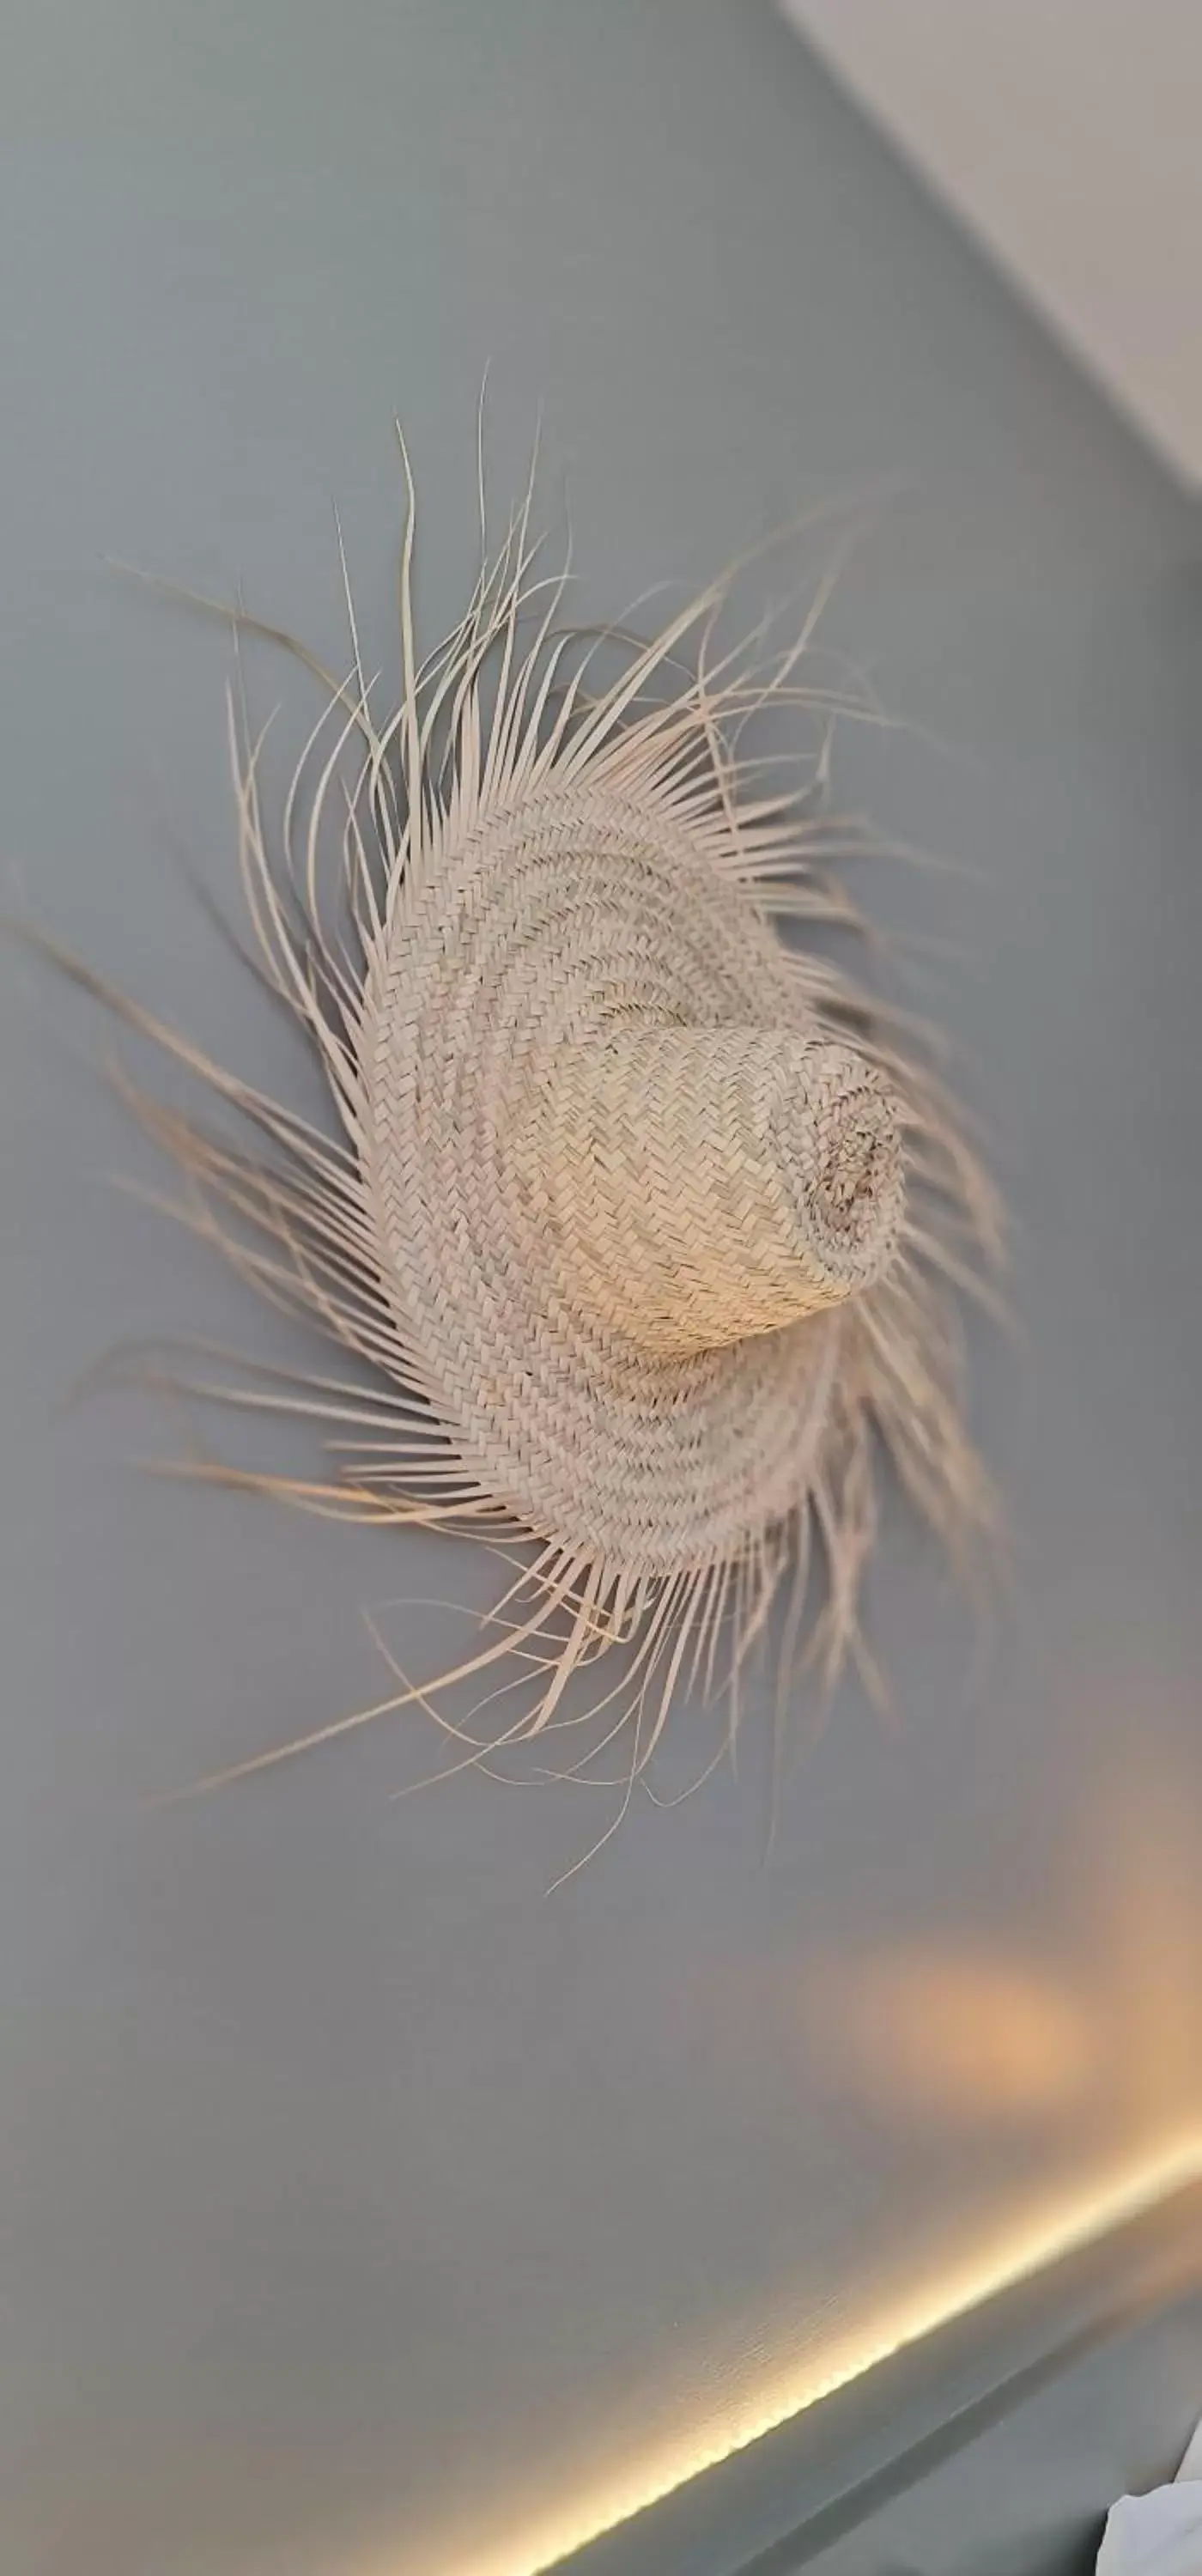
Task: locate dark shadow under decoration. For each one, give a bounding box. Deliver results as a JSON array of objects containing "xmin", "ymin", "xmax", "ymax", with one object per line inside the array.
[{"xmin": 41, "ymin": 432, "xmax": 1003, "ymax": 1852}]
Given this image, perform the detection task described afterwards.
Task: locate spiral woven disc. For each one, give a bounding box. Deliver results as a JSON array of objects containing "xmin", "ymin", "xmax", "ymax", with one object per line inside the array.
[{"xmin": 358, "ymin": 780, "xmax": 887, "ymax": 1575}]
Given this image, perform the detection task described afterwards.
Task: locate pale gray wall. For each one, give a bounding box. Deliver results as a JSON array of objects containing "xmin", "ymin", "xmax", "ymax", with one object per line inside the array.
[
  {"xmin": 3, "ymin": 6, "xmax": 1201, "ymax": 2574},
  {"xmin": 789, "ymin": 0, "xmax": 1202, "ymax": 491}
]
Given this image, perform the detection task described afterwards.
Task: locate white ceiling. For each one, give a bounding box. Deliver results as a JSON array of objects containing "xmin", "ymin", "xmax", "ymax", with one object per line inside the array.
[{"xmin": 782, "ymin": 0, "xmax": 1202, "ymax": 491}]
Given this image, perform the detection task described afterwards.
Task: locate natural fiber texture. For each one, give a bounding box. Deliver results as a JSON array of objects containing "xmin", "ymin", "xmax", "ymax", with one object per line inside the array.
[
  {"xmin": 59, "ymin": 438, "xmax": 1001, "ymax": 1832},
  {"xmin": 532, "ymin": 1026, "xmax": 903, "ymax": 1357}
]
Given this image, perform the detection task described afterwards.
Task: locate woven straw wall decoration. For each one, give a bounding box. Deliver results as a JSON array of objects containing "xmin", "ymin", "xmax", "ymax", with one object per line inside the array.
[{"xmin": 51, "ymin": 439, "xmax": 1001, "ymax": 1836}]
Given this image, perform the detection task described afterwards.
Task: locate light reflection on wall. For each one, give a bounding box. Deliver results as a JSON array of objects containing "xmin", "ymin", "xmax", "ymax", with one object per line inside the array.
[
  {"xmin": 357, "ymin": 1757, "xmax": 1202, "ymax": 2576},
  {"xmin": 793, "ymin": 1945, "xmax": 1099, "ymax": 2128},
  {"xmin": 349, "ymin": 2137, "xmax": 1202, "ymax": 2576},
  {"xmin": 791, "ymin": 1756, "xmax": 1201, "ymax": 2143}
]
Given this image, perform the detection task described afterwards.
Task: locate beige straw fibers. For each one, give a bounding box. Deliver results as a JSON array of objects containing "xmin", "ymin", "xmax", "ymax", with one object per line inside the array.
[{"xmin": 48, "ymin": 435, "xmax": 1001, "ymax": 1827}]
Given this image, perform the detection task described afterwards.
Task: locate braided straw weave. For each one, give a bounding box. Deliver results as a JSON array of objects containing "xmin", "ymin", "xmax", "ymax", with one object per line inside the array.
[{"xmin": 69, "ymin": 441, "xmax": 1000, "ymax": 1826}]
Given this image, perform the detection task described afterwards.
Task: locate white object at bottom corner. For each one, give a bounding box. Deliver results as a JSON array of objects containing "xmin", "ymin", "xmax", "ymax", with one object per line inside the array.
[{"xmin": 1096, "ymin": 2419, "xmax": 1202, "ymax": 2573}]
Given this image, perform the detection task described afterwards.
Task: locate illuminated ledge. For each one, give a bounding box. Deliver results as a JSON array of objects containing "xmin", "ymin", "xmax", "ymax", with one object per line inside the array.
[{"xmin": 543, "ymin": 2143, "xmax": 1202, "ymax": 2576}]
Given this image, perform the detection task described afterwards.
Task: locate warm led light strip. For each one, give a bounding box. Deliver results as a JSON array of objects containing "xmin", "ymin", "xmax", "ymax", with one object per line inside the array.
[{"xmin": 390, "ymin": 2130, "xmax": 1202, "ymax": 2576}]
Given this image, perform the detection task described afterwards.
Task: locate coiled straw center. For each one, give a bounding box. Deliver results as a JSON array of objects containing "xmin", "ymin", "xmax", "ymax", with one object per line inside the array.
[{"xmin": 537, "ymin": 1028, "xmax": 905, "ymax": 1356}]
